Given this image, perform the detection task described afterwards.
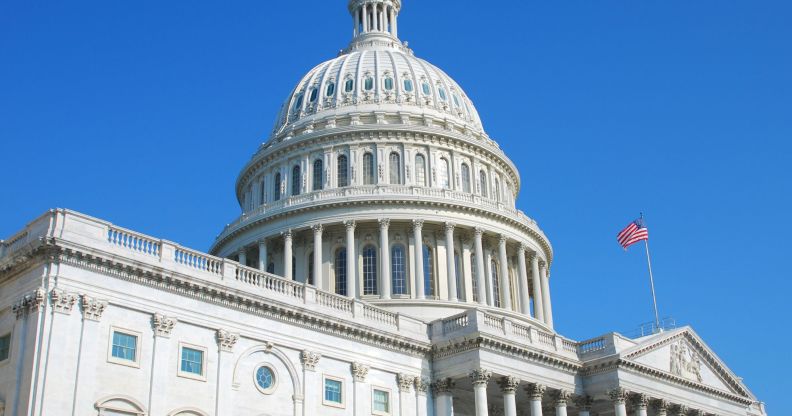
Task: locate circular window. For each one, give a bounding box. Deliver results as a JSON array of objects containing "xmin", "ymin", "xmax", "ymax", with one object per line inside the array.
[{"xmin": 254, "ymin": 365, "xmax": 277, "ymax": 394}]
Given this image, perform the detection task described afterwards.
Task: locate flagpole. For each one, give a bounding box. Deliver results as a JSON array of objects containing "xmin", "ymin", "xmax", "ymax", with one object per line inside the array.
[{"xmin": 643, "ymin": 237, "xmax": 661, "ymax": 332}]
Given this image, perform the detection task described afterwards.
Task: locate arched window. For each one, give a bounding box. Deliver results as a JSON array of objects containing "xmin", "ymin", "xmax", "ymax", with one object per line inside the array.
[
  {"xmin": 494, "ymin": 178, "xmax": 501, "ymax": 202},
  {"xmin": 389, "ymin": 152, "xmax": 401, "ymax": 185},
  {"xmin": 313, "ymin": 159, "xmax": 323, "ymax": 191},
  {"xmin": 335, "ymin": 248, "xmax": 347, "ymax": 296},
  {"xmin": 403, "ymin": 79, "xmax": 414, "ymax": 92},
  {"xmin": 415, "ymin": 154, "xmax": 427, "ymax": 186},
  {"xmin": 344, "ymin": 79, "xmax": 354, "ymax": 93},
  {"xmin": 292, "ymin": 165, "xmax": 301, "ymax": 196},
  {"xmin": 260, "ymin": 180, "xmax": 266, "ymax": 205},
  {"xmin": 309, "ymin": 88, "xmax": 318, "ymax": 103},
  {"xmin": 326, "ymin": 82, "xmax": 336, "ymax": 97},
  {"xmin": 438, "ymin": 87, "xmax": 447, "ymax": 101},
  {"xmin": 461, "ymin": 163, "xmax": 471, "ymax": 193},
  {"xmin": 471, "ymin": 254, "xmax": 479, "ymax": 302},
  {"xmin": 491, "ymin": 260, "xmax": 501, "ymax": 308},
  {"xmin": 384, "ymin": 77, "xmax": 394, "ymax": 91},
  {"xmin": 454, "ymin": 251, "xmax": 462, "ymax": 300},
  {"xmin": 363, "ymin": 152, "xmax": 375, "ymax": 185},
  {"xmin": 423, "ymin": 244, "xmax": 434, "ymax": 297},
  {"xmin": 245, "ymin": 184, "xmax": 253, "ymax": 211},
  {"xmin": 267, "ymin": 262, "xmax": 275, "ymax": 274},
  {"xmin": 421, "ymin": 82, "xmax": 432, "ymax": 96},
  {"xmin": 337, "ymin": 155, "xmax": 349, "ymax": 187},
  {"xmin": 391, "ymin": 245, "xmax": 407, "ymax": 295},
  {"xmin": 364, "ymin": 76, "xmax": 374, "ymax": 91},
  {"xmin": 363, "ymin": 245, "xmax": 378, "ymax": 295},
  {"xmin": 439, "ymin": 158, "xmax": 450, "ymax": 189},
  {"xmin": 479, "ymin": 171, "xmax": 488, "ymax": 197},
  {"xmin": 308, "ymin": 254, "xmax": 314, "ymax": 286},
  {"xmin": 273, "ymin": 173, "xmax": 281, "ymax": 201},
  {"xmin": 94, "ymin": 395, "xmax": 146, "ymax": 416},
  {"xmin": 293, "ymin": 94, "xmax": 304, "ymax": 111}
]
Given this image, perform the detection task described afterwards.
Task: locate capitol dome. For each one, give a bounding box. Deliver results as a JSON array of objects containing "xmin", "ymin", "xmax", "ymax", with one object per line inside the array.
[{"xmin": 210, "ymin": 0, "xmax": 555, "ymax": 328}]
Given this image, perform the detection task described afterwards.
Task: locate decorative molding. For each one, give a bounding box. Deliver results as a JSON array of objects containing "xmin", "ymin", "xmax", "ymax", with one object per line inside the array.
[
  {"xmin": 469, "ymin": 368, "xmax": 491, "ymax": 386},
  {"xmin": 497, "ymin": 376, "xmax": 520, "ymax": 393},
  {"xmin": 50, "ymin": 288, "xmax": 77, "ymax": 314},
  {"xmin": 414, "ymin": 376, "xmax": 429, "ymax": 395},
  {"xmin": 80, "ymin": 294, "xmax": 107, "ymax": 321},
  {"xmin": 216, "ymin": 329, "xmax": 239, "ymax": 352},
  {"xmin": 397, "ymin": 373, "xmax": 414, "ymax": 393},
  {"xmin": 13, "ymin": 288, "xmax": 46, "ymax": 319},
  {"xmin": 300, "ymin": 350, "xmax": 321, "ymax": 371},
  {"xmin": 351, "ymin": 362, "xmax": 369, "ymax": 382},
  {"xmin": 432, "ymin": 378, "xmax": 455, "ymax": 395},
  {"xmin": 152, "ymin": 313, "xmax": 177, "ymax": 337},
  {"xmin": 525, "ymin": 383, "xmax": 546, "ymax": 400}
]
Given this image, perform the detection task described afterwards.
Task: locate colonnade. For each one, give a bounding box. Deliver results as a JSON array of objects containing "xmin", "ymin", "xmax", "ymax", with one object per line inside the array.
[
  {"xmin": 352, "ymin": 1, "xmax": 399, "ymax": 38},
  {"xmin": 431, "ymin": 372, "xmax": 712, "ymax": 416},
  {"xmin": 233, "ymin": 218, "xmax": 555, "ymax": 328}
]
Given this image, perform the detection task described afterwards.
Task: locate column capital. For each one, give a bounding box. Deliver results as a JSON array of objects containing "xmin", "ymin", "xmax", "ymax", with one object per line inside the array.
[
  {"xmin": 444, "ymin": 222, "xmax": 456, "ymax": 232},
  {"xmin": 431, "ymin": 378, "xmax": 455, "ymax": 395},
  {"xmin": 216, "ymin": 328, "xmax": 239, "ymax": 352},
  {"xmin": 281, "ymin": 229, "xmax": 293, "ymax": 239},
  {"xmin": 499, "ymin": 234, "xmax": 508, "ymax": 245},
  {"xmin": 414, "ymin": 376, "xmax": 430, "ymax": 395},
  {"xmin": 344, "ymin": 220, "xmax": 356, "ymax": 230},
  {"xmin": 497, "ymin": 376, "xmax": 521, "ymax": 393},
  {"xmin": 152, "ymin": 312, "xmax": 177, "ymax": 338},
  {"xmin": 311, "ymin": 224, "xmax": 323, "ymax": 233},
  {"xmin": 469, "ymin": 368, "xmax": 492, "ymax": 386},
  {"xmin": 552, "ymin": 389, "xmax": 572, "ymax": 407},
  {"xmin": 609, "ymin": 387, "xmax": 630, "ymax": 404},
  {"xmin": 397, "ymin": 373, "xmax": 415, "ymax": 393},
  {"xmin": 379, "ymin": 218, "xmax": 390, "ymax": 229},
  {"xmin": 575, "ymin": 395, "xmax": 594, "ymax": 411},
  {"xmin": 412, "ymin": 218, "xmax": 424, "ymax": 230},
  {"xmin": 80, "ymin": 294, "xmax": 108, "ymax": 322},
  {"xmin": 50, "ymin": 288, "xmax": 78, "ymax": 314},
  {"xmin": 518, "ymin": 243, "xmax": 527, "ymax": 254},
  {"xmin": 673, "ymin": 404, "xmax": 689, "ymax": 416},
  {"xmin": 351, "ymin": 362, "xmax": 369, "ymax": 382},
  {"xmin": 633, "ymin": 393, "xmax": 650, "ymax": 409},
  {"xmin": 473, "ymin": 226, "xmax": 484, "ymax": 237},
  {"xmin": 300, "ymin": 350, "xmax": 322, "ymax": 371},
  {"xmin": 653, "ymin": 399, "xmax": 671, "ymax": 415},
  {"xmin": 524, "ymin": 382, "xmax": 546, "ymax": 400}
]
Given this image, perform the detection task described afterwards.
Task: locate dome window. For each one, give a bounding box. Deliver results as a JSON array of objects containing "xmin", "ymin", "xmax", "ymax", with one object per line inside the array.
[
  {"xmin": 326, "ymin": 82, "xmax": 336, "ymax": 97},
  {"xmin": 403, "ymin": 79, "xmax": 414, "ymax": 92},
  {"xmin": 364, "ymin": 76, "xmax": 374, "ymax": 91},
  {"xmin": 344, "ymin": 79, "xmax": 354, "ymax": 93},
  {"xmin": 309, "ymin": 88, "xmax": 318, "ymax": 103},
  {"xmin": 293, "ymin": 94, "xmax": 304, "ymax": 111},
  {"xmin": 384, "ymin": 77, "xmax": 394, "ymax": 91},
  {"xmin": 421, "ymin": 82, "xmax": 431, "ymax": 96},
  {"xmin": 452, "ymin": 94, "xmax": 461, "ymax": 108},
  {"xmin": 438, "ymin": 87, "xmax": 447, "ymax": 101}
]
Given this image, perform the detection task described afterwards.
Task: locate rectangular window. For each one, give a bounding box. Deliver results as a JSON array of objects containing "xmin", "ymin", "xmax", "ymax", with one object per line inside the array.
[
  {"xmin": 323, "ymin": 377, "xmax": 344, "ymax": 407},
  {"xmin": 111, "ymin": 331, "xmax": 137, "ymax": 362},
  {"xmin": 180, "ymin": 346, "xmax": 204, "ymax": 376},
  {"xmin": 0, "ymin": 333, "xmax": 10, "ymax": 362},
  {"xmin": 372, "ymin": 388, "xmax": 390, "ymax": 415}
]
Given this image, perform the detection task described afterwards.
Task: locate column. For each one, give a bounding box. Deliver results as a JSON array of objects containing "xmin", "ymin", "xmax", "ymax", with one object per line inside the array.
[
  {"xmin": 413, "ymin": 220, "xmax": 425, "ymax": 299},
  {"xmin": 312, "ymin": 224, "xmax": 323, "ymax": 287},
  {"xmin": 352, "ymin": 362, "xmax": 370, "ymax": 416},
  {"xmin": 498, "ymin": 236, "xmax": 513, "ymax": 310},
  {"xmin": 362, "ymin": 3, "xmax": 368, "ymax": 32},
  {"xmin": 238, "ymin": 247, "xmax": 247, "ymax": 267},
  {"xmin": 540, "ymin": 261, "xmax": 553, "ymax": 328},
  {"xmin": 574, "ymin": 396, "xmax": 593, "ymax": 416},
  {"xmin": 552, "ymin": 390, "xmax": 571, "ymax": 416},
  {"xmin": 654, "ymin": 399, "xmax": 670, "ymax": 416},
  {"xmin": 283, "ymin": 230, "xmax": 293, "ymax": 280},
  {"xmin": 473, "ymin": 228, "xmax": 487, "ymax": 304},
  {"xmin": 379, "ymin": 218, "xmax": 391, "ymax": 299},
  {"xmin": 498, "ymin": 376, "xmax": 520, "ymax": 416},
  {"xmin": 258, "ymin": 240, "xmax": 268, "ymax": 271},
  {"xmin": 517, "ymin": 244, "xmax": 530, "ymax": 315},
  {"xmin": 345, "ymin": 221, "xmax": 357, "ymax": 298},
  {"xmin": 215, "ymin": 329, "xmax": 239, "ymax": 415},
  {"xmin": 389, "ymin": 6, "xmax": 397, "ymax": 37},
  {"xmin": 432, "ymin": 378, "xmax": 455, "ymax": 416},
  {"xmin": 445, "ymin": 223, "xmax": 458, "ymax": 301},
  {"xmin": 609, "ymin": 388, "xmax": 629, "ymax": 416},
  {"xmin": 300, "ymin": 350, "xmax": 322, "ymax": 415},
  {"xmin": 414, "ymin": 377, "xmax": 429, "ymax": 416},
  {"xmin": 633, "ymin": 393, "xmax": 649, "ymax": 416},
  {"xmin": 354, "ymin": 7, "xmax": 360, "ymax": 36},
  {"xmin": 525, "ymin": 383, "xmax": 546, "ymax": 416},
  {"xmin": 470, "ymin": 369, "xmax": 491, "ymax": 416},
  {"xmin": 73, "ymin": 294, "xmax": 108, "ymax": 414},
  {"xmin": 41, "ymin": 289, "xmax": 80, "ymax": 416},
  {"xmin": 530, "ymin": 255, "xmax": 545, "ymax": 322},
  {"xmin": 398, "ymin": 374, "xmax": 416, "ymax": 416},
  {"xmin": 149, "ymin": 313, "xmax": 177, "ymax": 415}
]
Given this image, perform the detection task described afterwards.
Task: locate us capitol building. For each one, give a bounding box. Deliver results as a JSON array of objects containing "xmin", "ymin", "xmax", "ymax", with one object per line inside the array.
[{"xmin": 0, "ymin": 1, "xmax": 767, "ymax": 416}]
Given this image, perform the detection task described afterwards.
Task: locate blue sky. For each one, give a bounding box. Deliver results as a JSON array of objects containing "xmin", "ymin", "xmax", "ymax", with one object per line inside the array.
[{"xmin": 1, "ymin": 0, "xmax": 789, "ymax": 410}]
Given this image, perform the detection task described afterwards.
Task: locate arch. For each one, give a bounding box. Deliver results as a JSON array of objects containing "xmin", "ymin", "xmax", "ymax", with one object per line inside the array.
[
  {"xmin": 363, "ymin": 152, "xmax": 375, "ymax": 185},
  {"xmin": 391, "ymin": 244, "xmax": 407, "ymax": 295},
  {"xmin": 461, "ymin": 163, "xmax": 471, "ymax": 193},
  {"xmin": 167, "ymin": 408, "xmax": 209, "ymax": 416},
  {"xmin": 94, "ymin": 395, "xmax": 146, "ymax": 416},
  {"xmin": 389, "ymin": 152, "xmax": 401, "ymax": 185},
  {"xmin": 231, "ymin": 344, "xmax": 302, "ymax": 397},
  {"xmin": 415, "ymin": 154, "xmax": 427, "ymax": 186},
  {"xmin": 335, "ymin": 247, "xmax": 347, "ymax": 295},
  {"xmin": 438, "ymin": 158, "xmax": 450, "ymax": 189},
  {"xmin": 291, "ymin": 165, "xmax": 301, "ymax": 196},
  {"xmin": 313, "ymin": 159, "xmax": 324, "ymax": 191},
  {"xmin": 273, "ymin": 173, "xmax": 282, "ymax": 201},
  {"xmin": 362, "ymin": 245, "xmax": 378, "ymax": 295},
  {"xmin": 423, "ymin": 244, "xmax": 434, "ymax": 297},
  {"xmin": 337, "ymin": 154, "xmax": 349, "ymax": 187}
]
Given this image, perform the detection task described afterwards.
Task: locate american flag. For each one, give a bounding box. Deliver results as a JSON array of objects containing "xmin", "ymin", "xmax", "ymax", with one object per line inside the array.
[{"xmin": 617, "ymin": 218, "xmax": 649, "ymax": 249}]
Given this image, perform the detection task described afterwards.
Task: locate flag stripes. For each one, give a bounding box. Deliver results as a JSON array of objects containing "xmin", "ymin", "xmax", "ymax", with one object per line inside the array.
[{"xmin": 617, "ymin": 219, "xmax": 649, "ymax": 249}]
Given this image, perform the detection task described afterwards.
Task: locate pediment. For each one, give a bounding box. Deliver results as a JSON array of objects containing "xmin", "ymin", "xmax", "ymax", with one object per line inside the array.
[{"xmin": 620, "ymin": 327, "xmax": 753, "ymax": 399}]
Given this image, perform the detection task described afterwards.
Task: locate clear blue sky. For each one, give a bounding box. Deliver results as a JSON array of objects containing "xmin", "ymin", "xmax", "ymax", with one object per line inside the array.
[{"xmin": 1, "ymin": 0, "xmax": 789, "ymax": 410}]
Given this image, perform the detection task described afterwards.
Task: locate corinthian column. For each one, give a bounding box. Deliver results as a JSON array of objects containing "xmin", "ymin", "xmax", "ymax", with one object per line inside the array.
[
  {"xmin": 540, "ymin": 261, "xmax": 554, "ymax": 328},
  {"xmin": 633, "ymin": 393, "xmax": 650, "ymax": 416},
  {"xmin": 498, "ymin": 376, "xmax": 520, "ymax": 416},
  {"xmin": 552, "ymin": 390, "xmax": 571, "ymax": 416},
  {"xmin": 498, "ymin": 235, "xmax": 512, "ymax": 310},
  {"xmin": 413, "ymin": 219, "xmax": 425, "ymax": 299},
  {"xmin": 379, "ymin": 219, "xmax": 391, "ymax": 299},
  {"xmin": 432, "ymin": 378, "xmax": 455, "ymax": 416},
  {"xmin": 525, "ymin": 383, "xmax": 546, "ymax": 416},
  {"xmin": 531, "ymin": 254, "xmax": 545, "ymax": 322},
  {"xmin": 345, "ymin": 220, "xmax": 357, "ymax": 298},
  {"xmin": 283, "ymin": 230, "xmax": 293, "ymax": 280},
  {"xmin": 517, "ymin": 244, "xmax": 530, "ymax": 315},
  {"xmin": 445, "ymin": 222, "xmax": 458, "ymax": 301},
  {"xmin": 470, "ymin": 369, "xmax": 491, "ymax": 416},
  {"xmin": 473, "ymin": 228, "xmax": 487, "ymax": 304},
  {"xmin": 609, "ymin": 388, "xmax": 630, "ymax": 416},
  {"xmin": 575, "ymin": 396, "xmax": 593, "ymax": 416},
  {"xmin": 312, "ymin": 224, "xmax": 323, "ymax": 287}
]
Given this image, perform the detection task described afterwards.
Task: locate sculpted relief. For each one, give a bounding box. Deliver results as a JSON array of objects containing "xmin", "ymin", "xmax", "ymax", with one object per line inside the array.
[{"xmin": 670, "ymin": 341, "xmax": 703, "ymax": 383}]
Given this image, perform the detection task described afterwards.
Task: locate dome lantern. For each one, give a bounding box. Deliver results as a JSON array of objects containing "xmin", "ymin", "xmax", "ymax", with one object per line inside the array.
[{"xmin": 348, "ymin": 0, "xmax": 402, "ymax": 40}]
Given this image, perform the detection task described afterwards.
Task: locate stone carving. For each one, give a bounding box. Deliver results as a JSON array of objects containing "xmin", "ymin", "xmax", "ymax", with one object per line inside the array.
[
  {"xmin": 609, "ymin": 387, "xmax": 630, "ymax": 403},
  {"xmin": 152, "ymin": 313, "xmax": 177, "ymax": 337},
  {"xmin": 525, "ymin": 383, "xmax": 546, "ymax": 400},
  {"xmin": 431, "ymin": 377, "xmax": 455, "ymax": 395},
  {"xmin": 216, "ymin": 329, "xmax": 239, "ymax": 352},
  {"xmin": 412, "ymin": 219, "xmax": 424, "ymax": 230},
  {"xmin": 469, "ymin": 368, "xmax": 491, "ymax": 385},
  {"xmin": 379, "ymin": 218, "xmax": 390, "ymax": 229},
  {"xmin": 551, "ymin": 390, "xmax": 572, "ymax": 406},
  {"xmin": 497, "ymin": 376, "xmax": 520, "ymax": 393},
  {"xmin": 653, "ymin": 399, "xmax": 671, "ymax": 415},
  {"xmin": 413, "ymin": 376, "xmax": 429, "ymax": 395},
  {"xmin": 397, "ymin": 373, "xmax": 414, "ymax": 392},
  {"xmin": 50, "ymin": 288, "xmax": 77, "ymax": 314},
  {"xmin": 13, "ymin": 288, "xmax": 46, "ymax": 319},
  {"xmin": 673, "ymin": 404, "xmax": 689, "ymax": 416},
  {"xmin": 351, "ymin": 362, "xmax": 369, "ymax": 382},
  {"xmin": 574, "ymin": 395, "xmax": 594, "ymax": 411},
  {"xmin": 300, "ymin": 350, "xmax": 321, "ymax": 371},
  {"xmin": 670, "ymin": 340, "xmax": 703, "ymax": 383},
  {"xmin": 80, "ymin": 294, "xmax": 108, "ymax": 321},
  {"xmin": 633, "ymin": 393, "xmax": 650, "ymax": 409}
]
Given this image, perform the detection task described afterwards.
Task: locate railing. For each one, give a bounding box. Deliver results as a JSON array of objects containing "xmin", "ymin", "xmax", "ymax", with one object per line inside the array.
[
  {"xmin": 561, "ymin": 339, "xmax": 577, "ymax": 353},
  {"xmin": 363, "ymin": 304, "xmax": 397, "ymax": 327},
  {"xmin": 174, "ymin": 247, "xmax": 223, "ymax": 275},
  {"xmin": 442, "ymin": 312, "xmax": 469, "ymax": 335},
  {"xmin": 483, "ymin": 313, "xmax": 503, "ymax": 330},
  {"xmin": 108, "ymin": 228, "xmax": 160, "ymax": 257},
  {"xmin": 316, "ymin": 291, "xmax": 353, "ymax": 314},
  {"xmin": 578, "ymin": 337, "xmax": 607, "ymax": 354},
  {"xmin": 1, "ymin": 230, "xmax": 29, "ymax": 259},
  {"xmin": 511, "ymin": 321, "xmax": 531, "ymax": 340},
  {"xmin": 536, "ymin": 330, "xmax": 555, "ymax": 348}
]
